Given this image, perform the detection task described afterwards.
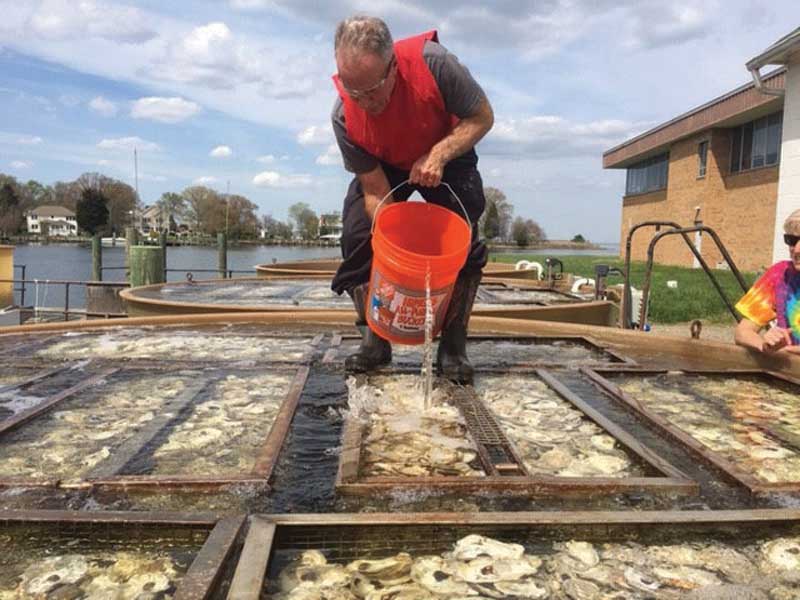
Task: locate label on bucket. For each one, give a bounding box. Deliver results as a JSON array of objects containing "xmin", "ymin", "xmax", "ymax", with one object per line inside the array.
[{"xmin": 368, "ymin": 270, "xmax": 452, "ymax": 343}]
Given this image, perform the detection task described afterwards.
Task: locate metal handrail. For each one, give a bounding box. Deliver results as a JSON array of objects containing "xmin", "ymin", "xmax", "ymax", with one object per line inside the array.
[
  {"xmin": 12, "ymin": 264, "xmax": 26, "ymax": 305},
  {"xmin": 0, "ymin": 278, "xmax": 129, "ymax": 321},
  {"xmin": 637, "ymin": 225, "xmax": 749, "ymax": 328},
  {"xmin": 100, "ymin": 266, "xmax": 254, "ymax": 279}
]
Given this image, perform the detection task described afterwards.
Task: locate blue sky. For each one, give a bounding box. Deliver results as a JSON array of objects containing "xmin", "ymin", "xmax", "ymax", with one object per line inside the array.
[{"xmin": 0, "ymin": 1, "xmax": 798, "ymax": 242}]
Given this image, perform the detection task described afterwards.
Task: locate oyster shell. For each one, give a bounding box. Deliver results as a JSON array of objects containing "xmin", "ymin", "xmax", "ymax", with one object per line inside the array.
[
  {"xmin": 410, "ymin": 556, "xmax": 473, "ymax": 596},
  {"xmin": 451, "ymin": 535, "xmax": 524, "ymax": 561}
]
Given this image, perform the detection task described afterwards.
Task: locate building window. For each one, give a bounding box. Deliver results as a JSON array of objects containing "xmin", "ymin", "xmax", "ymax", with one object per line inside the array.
[
  {"xmin": 697, "ymin": 141, "xmax": 708, "ymax": 178},
  {"xmin": 730, "ymin": 111, "xmax": 782, "ymax": 173},
  {"xmin": 625, "ymin": 153, "xmax": 669, "ymax": 196}
]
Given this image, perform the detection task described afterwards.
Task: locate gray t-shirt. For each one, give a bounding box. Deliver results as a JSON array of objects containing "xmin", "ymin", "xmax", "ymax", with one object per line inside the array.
[{"xmin": 332, "ymin": 40, "xmax": 485, "ymax": 174}]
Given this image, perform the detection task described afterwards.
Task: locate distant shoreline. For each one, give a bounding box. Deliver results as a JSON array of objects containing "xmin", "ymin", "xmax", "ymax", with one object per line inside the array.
[{"xmin": 488, "ymin": 241, "xmax": 604, "ymax": 251}]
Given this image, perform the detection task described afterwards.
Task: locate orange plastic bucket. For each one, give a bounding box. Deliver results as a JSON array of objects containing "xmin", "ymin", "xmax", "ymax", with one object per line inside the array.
[{"xmin": 367, "ymin": 200, "xmax": 471, "ymax": 344}]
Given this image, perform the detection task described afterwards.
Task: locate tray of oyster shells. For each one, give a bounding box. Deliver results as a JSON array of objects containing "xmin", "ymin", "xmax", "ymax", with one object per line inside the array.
[{"xmin": 269, "ymin": 532, "xmax": 800, "ymax": 599}]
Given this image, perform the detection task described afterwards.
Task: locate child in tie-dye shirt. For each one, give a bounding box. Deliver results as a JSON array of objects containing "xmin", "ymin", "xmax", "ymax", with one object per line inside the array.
[{"xmin": 735, "ymin": 209, "xmax": 800, "ymax": 355}]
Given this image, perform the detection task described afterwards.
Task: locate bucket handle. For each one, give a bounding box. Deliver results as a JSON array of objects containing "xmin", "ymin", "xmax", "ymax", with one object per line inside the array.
[{"xmin": 370, "ymin": 179, "xmax": 472, "ymax": 234}]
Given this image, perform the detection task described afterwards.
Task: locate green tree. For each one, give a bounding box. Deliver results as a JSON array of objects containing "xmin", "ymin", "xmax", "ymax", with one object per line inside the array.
[
  {"xmin": 183, "ymin": 186, "xmax": 224, "ymax": 235},
  {"xmin": 525, "ymin": 219, "xmax": 546, "ymax": 244},
  {"xmin": 262, "ymin": 215, "xmax": 293, "ymax": 240},
  {"xmin": 512, "ymin": 217, "xmax": 530, "ymax": 247},
  {"xmin": 289, "ymin": 202, "xmax": 319, "ymax": 240},
  {"xmin": 24, "ymin": 180, "xmax": 54, "ymax": 206},
  {"xmin": 0, "ymin": 182, "xmax": 22, "ymax": 238},
  {"xmin": 483, "ymin": 187, "xmax": 513, "ymax": 240},
  {"xmin": 572, "ymin": 234, "xmax": 586, "ymax": 243},
  {"xmin": 77, "ymin": 172, "xmax": 137, "ymax": 235},
  {"xmin": 156, "ymin": 192, "xmax": 187, "ymax": 232},
  {"xmin": 225, "ymin": 194, "xmax": 260, "ymax": 239},
  {"xmin": 76, "ymin": 188, "xmax": 110, "ymax": 235},
  {"xmin": 483, "ymin": 201, "xmax": 500, "ymax": 240}
]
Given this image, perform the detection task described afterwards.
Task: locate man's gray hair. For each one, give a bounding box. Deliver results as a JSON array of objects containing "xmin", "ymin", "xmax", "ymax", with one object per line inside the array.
[{"xmin": 334, "ymin": 16, "xmax": 393, "ymax": 62}]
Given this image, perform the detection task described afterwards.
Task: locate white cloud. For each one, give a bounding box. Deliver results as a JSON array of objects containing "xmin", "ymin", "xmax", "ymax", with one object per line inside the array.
[
  {"xmin": 256, "ymin": 154, "xmax": 275, "ymax": 164},
  {"xmin": 130, "ymin": 97, "xmax": 201, "ymax": 123},
  {"xmin": 97, "ymin": 159, "xmax": 111, "ymax": 166},
  {"xmin": 210, "ymin": 145, "xmax": 233, "ymax": 158},
  {"xmin": 10, "ymin": 160, "xmax": 32, "ymax": 169},
  {"xmin": 253, "ymin": 170, "xmax": 312, "ymax": 188},
  {"xmin": 58, "ymin": 93, "xmax": 80, "ymax": 107},
  {"xmin": 97, "ymin": 136, "xmax": 161, "ymax": 152},
  {"xmin": 17, "ymin": 135, "xmax": 42, "ymax": 145},
  {"xmin": 315, "ymin": 144, "xmax": 341, "ymax": 166},
  {"xmin": 27, "ymin": 0, "xmax": 156, "ymax": 44},
  {"xmin": 485, "ymin": 115, "xmax": 651, "ymax": 158},
  {"xmin": 626, "ymin": 3, "xmax": 713, "ymax": 49},
  {"xmin": 229, "ymin": 0, "xmax": 270, "ymax": 9},
  {"xmin": 297, "ymin": 124, "xmax": 333, "ymax": 146},
  {"xmin": 193, "ymin": 176, "xmax": 219, "ymax": 185},
  {"xmin": 89, "ymin": 95, "xmax": 118, "ymax": 117}
]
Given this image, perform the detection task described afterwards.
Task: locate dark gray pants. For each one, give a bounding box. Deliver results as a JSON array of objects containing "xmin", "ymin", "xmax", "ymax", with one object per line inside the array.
[{"xmin": 331, "ymin": 154, "xmax": 488, "ymax": 295}]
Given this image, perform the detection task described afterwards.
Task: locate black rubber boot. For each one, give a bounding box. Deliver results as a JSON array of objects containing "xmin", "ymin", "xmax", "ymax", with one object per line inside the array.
[
  {"xmin": 437, "ymin": 272, "xmax": 481, "ymax": 384},
  {"xmin": 345, "ymin": 283, "xmax": 392, "ymax": 373}
]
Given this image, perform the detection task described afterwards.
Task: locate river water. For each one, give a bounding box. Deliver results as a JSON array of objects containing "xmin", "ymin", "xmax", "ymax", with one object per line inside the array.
[
  {"xmin": 7, "ymin": 242, "xmax": 619, "ymax": 309},
  {"xmin": 9, "ymin": 243, "xmax": 341, "ymax": 309}
]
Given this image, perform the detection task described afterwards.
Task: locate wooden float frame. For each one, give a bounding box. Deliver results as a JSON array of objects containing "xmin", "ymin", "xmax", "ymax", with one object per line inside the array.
[
  {"xmin": 583, "ymin": 367, "xmax": 800, "ymax": 496},
  {"xmin": 322, "ymin": 333, "xmax": 636, "ymax": 368},
  {"xmin": 0, "ymin": 361, "xmax": 310, "ymax": 493},
  {"xmin": 335, "ymin": 366, "xmax": 695, "ymax": 498},
  {"xmin": 0, "ymin": 509, "xmax": 245, "ymax": 600},
  {"xmin": 227, "ymin": 509, "xmax": 800, "ymax": 600},
  {"xmin": 0, "ymin": 326, "xmax": 323, "ymax": 366}
]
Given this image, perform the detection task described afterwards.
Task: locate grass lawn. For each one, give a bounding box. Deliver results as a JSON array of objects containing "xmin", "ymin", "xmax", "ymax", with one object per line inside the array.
[{"xmin": 491, "ymin": 253, "xmax": 758, "ymax": 325}]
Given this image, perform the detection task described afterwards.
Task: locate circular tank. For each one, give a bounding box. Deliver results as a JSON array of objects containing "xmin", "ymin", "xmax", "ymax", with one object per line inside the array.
[
  {"xmin": 256, "ymin": 258, "xmax": 555, "ymax": 282},
  {"xmin": 119, "ymin": 275, "xmax": 617, "ymax": 326}
]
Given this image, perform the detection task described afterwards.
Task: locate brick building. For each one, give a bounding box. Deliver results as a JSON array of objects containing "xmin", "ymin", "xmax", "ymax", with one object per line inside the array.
[{"xmin": 603, "ymin": 28, "xmax": 800, "ymax": 273}]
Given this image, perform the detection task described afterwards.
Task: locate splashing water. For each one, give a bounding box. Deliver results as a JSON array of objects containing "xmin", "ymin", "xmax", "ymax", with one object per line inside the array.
[{"xmin": 422, "ymin": 267, "xmax": 434, "ymax": 410}]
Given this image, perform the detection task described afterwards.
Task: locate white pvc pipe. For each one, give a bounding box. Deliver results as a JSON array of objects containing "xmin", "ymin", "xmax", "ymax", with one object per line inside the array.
[{"xmin": 571, "ymin": 278, "xmax": 595, "ymax": 293}]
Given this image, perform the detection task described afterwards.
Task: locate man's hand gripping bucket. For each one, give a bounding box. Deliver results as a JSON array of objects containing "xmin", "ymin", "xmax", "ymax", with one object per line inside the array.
[{"xmin": 367, "ymin": 180, "xmax": 472, "ymax": 345}]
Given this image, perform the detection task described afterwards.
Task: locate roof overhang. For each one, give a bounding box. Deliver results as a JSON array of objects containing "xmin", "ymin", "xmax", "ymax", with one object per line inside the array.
[
  {"xmin": 746, "ymin": 27, "xmax": 800, "ymax": 70},
  {"xmin": 603, "ymin": 68, "xmax": 785, "ymax": 169}
]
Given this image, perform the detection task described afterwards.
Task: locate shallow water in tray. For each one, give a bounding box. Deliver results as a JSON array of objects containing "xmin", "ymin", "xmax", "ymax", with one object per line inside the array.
[
  {"xmin": 265, "ymin": 528, "xmax": 800, "ymax": 600},
  {"xmin": 35, "ymin": 328, "xmax": 312, "ymax": 362},
  {"xmin": 0, "ymin": 523, "xmax": 204, "ymax": 598},
  {"xmin": 139, "ymin": 279, "xmax": 351, "ymax": 308},
  {"xmin": 615, "ymin": 374, "xmax": 800, "ymax": 484},
  {"xmin": 340, "ymin": 338, "xmax": 616, "ymax": 369},
  {"xmin": 476, "ymin": 375, "xmax": 646, "ymax": 477},
  {"xmin": 349, "ymin": 375, "xmax": 484, "ymax": 478},
  {"xmin": 128, "ymin": 371, "xmax": 295, "ymax": 476},
  {"xmin": 0, "ymin": 371, "xmax": 189, "ymax": 482}
]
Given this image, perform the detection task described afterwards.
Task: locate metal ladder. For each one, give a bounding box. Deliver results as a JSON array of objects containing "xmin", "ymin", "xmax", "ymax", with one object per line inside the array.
[{"xmin": 619, "ymin": 221, "xmax": 750, "ymax": 329}]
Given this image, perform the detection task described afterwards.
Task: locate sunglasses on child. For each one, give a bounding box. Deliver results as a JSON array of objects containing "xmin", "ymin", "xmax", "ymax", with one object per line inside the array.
[{"xmin": 785, "ymin": 234, "xmax": 800, "ymax": 247}]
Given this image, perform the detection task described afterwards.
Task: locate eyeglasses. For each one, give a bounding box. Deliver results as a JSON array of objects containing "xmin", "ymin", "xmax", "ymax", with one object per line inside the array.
[
  {"xmin": 785, "ymin": 233, "xmax": 800, "ymax": 247},
  {"xmin": 341, "ymin": 57, "xmax": 394, "ymax": 100}
]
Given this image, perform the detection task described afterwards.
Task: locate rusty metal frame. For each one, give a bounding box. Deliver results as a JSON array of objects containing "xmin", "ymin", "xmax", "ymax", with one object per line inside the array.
[
  {"xmin": 0, "ymin": 365, "xmax": 72, "ymax": 395},
  {"xmin": 4, "ymin": 328, "xmax": 321, "ymax": 367},
  {"xmin": 0, "ymin": 510, "xmax": 244, "ymax": 600},
  {"xmin": 336, "ymin": 370, "xmax": 695, "ymax": 497},
  {"xmin": 0, "ymin": 366, "xmax": 310, "ymax": 492},
  {"xmin": 330, "ymin": 334, "xmax": 636, "ymax": 369},
  {"xmin": 0, "ymin": 367, "xmax": 118, "ymax": 439},
  {"xmin": 228, "ymin": 509, "xmax": 800, "ymax": 600},
  {"xmin": 90, "ymin": 366, "xmax": 310, "ymax": 491},
  {"xmin": 583, "ymin": 367, "xmax": 800, "ymax": 495}
]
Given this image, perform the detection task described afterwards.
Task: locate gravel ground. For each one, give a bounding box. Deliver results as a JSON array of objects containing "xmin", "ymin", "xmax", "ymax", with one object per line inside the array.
[{"xmin": 647, "ymin": 321, "xmax": 736, "ymax": 344}]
